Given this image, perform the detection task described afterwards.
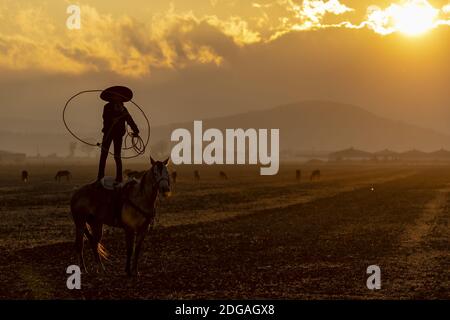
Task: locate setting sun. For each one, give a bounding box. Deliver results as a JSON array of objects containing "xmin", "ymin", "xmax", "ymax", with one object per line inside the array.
[{"xmin": 391, "ymin": 1, "xmax": 438, "ymax": 36}]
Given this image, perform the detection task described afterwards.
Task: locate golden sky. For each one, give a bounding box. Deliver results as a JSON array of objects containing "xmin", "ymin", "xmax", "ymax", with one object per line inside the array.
[
  {"xmin": 0, "ymin": 0, "xmax": 449, "ymax": 75},
  {"xmin": 0, "ymin": 0, "xmax": 449, "ymax": 132}
]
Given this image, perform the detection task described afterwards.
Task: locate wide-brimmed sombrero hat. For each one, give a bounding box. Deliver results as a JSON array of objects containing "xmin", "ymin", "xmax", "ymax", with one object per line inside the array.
[{"xmin": 100, "ymin": 86, "xmax": 133, "ymax": 102}]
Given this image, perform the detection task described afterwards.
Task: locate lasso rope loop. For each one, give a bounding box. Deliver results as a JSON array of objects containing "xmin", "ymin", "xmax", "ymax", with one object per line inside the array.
[{"xmin": 62, "ymin": 89, "xmax": 151, "ymax": 159}]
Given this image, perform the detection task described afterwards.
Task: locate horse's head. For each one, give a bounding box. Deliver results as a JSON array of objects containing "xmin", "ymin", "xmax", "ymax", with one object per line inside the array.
[{"xmin": 149, "ymin": 156, "xmax": 171, "ymax": 198}]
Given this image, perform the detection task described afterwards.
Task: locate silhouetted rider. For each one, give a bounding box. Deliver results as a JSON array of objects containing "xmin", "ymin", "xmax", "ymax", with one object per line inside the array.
[{"xmin": 97, "ymin": 86, "xmax": 139, "ymax": 183}]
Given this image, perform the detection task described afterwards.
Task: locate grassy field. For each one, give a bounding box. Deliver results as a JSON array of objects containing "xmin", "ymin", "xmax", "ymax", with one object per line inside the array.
[{"xmin": 0, "ymin": 163, "xmax": 449, "ymax": 299}]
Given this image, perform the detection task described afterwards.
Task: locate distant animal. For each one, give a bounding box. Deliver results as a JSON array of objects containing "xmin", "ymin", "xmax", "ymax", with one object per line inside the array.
[
  {"xmin": 194, "ymin": 170, "xmax": 200, "ymax": 181},
  {"xmin": 219, "ymin": 171, "xmax": 228, "ymax": 180},
  {"xmin": 71, "ymin": 156, "xmax": 171, "ymax": 276},
  {"xmin": 171, "ymin": 171, "xmax": 177, "ymax": 184},
  {"xmin": 125, "ymin": 170, "xmax": 146, "ymax": 180},
  {"xmin": 55, "ymin": 170, "xmax": 72, "ymax": 182},
  {"xmin": 296, "ymin": 170, "xmax": 301, "ymax": 182},
  {"xmin": 310, "ymin": 170, "xmax": 321, "ymax": 181},
  {"xmin": 21, "ymin": 170, "xmax": 29, "ymax": 183}
]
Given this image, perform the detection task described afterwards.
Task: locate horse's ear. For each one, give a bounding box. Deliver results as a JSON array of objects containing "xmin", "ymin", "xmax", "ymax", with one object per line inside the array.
[
  {"xmin": 163, "ymin": 157, "xmax": 170, "ymax": 166},
  {"xmin": 150, "ymin": 156, "xmax": 156, "ymax": 166}
]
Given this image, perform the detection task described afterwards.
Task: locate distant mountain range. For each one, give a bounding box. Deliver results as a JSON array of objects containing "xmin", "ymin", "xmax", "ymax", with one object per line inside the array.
[
  {"xmin": 1, "ymin": 101, "xmax": 450, "ymax": 155},
  {"xmin": 151, "ymin": 101, "xmax": 450, "ymax": 153}
]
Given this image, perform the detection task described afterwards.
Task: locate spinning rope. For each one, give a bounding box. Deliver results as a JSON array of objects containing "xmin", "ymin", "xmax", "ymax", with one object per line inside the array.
[{"xmin": 62, "ymin": 89, "xmax": 150, "ymax": 159}]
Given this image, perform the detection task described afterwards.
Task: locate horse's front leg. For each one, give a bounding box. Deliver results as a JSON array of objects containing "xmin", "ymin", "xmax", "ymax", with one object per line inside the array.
[
  {"xmin": 125, "ymin": 230, "xmax": 135, "ymax": 277},
  {"xmin": 132, "ymin": 227, "xmax": 148, "ymax": 277}
]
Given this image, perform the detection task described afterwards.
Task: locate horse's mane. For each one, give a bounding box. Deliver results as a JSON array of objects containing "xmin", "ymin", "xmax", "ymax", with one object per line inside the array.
[
  {"xmin": 138, "ymin": 162, "xmax": 165, "ymax": 195},
  {"xmin": 139, "ymin": 170, "xmax": 148, "ymax": 194}
]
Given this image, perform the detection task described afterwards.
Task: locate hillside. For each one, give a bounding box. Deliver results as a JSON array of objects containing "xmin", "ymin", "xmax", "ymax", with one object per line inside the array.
[{"xmin": 151, "ymin": 101, "xmax": 450, "ymax": 152}]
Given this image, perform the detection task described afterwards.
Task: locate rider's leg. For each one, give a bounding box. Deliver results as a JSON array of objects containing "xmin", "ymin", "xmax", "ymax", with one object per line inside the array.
[
  {"xmin": 97, "ymin": 135, "xmax": 113, "ymax": 181},
  {"xmin": 113, "ymin": 136, "xmax": 123, "ymax": 182}
]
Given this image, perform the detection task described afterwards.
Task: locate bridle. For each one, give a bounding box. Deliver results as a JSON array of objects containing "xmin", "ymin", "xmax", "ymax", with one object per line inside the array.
[
  {"xmin": 152, "ymin": 175, "xmax": 171, "ymax": 190},
  {"xmin": 139, "ymin": 167, "xmax": 171, "ymax": 195}
]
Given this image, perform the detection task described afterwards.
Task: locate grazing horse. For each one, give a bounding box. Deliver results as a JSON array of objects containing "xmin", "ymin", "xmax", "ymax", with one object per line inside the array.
[
  {"xmin": 310, "ymin": 170, "xmax": 321, "ymax": 181},
  {"xmin": 21, "ymin": 170, "xmax": 29, "ymax": 183},
  {"xmin": 55, "ymin": 170, "xmax": 72, "ymax": 182},
  {"xmin": 219, "ymin": 171, "xmax": 228, "ymax": 180},
  {"xmin": 171, "ymin": 171, "xmax": 177, "ymax": 184},
  {"xmin": 70, "ymin": 157, "xmax": 171, "ymax": 276},
  {"xmin": 194, "ymin": 170, "xmax": 200, "ymax": 181},
  {"xmin": 296, "ymin": 170, "xmax": 301, "ymax": 182}
]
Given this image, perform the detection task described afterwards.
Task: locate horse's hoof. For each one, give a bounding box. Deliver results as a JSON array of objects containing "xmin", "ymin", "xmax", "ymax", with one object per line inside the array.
[{"xmin": 95, "ymin": 268, "xmax": 105, "ymax": 275}]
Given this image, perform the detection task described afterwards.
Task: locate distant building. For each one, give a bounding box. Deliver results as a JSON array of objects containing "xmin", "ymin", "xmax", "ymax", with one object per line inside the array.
[
  {"xmin": 0, "ymin": 150, "xmax": 26, "ymax": 163},
  {"xmin": 328, "ymin": 147, "xmax": 373, "ymax": 161},
  {"xmin": 327, "ymin": 148, "xmax": 450, "ymax": 163},
  {"xmin": 428, "ymin": 149, "xmax": 450, "ymax": 161},
  {"xmin": 399, "ymin": 149, "xmax": 429, "ymax": 161},
  {"xmin": 373, "ymin": 149, "xmax": 399, "ymax": 161}
]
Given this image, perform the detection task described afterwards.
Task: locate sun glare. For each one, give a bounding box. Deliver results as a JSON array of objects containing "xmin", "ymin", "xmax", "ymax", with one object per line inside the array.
[{"xmin": 391, "ymin": 1, "xmax": 438, "ymax": 36}]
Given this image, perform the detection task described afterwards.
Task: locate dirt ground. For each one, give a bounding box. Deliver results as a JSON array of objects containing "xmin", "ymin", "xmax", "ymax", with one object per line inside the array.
[{"xmin": 0, "ymin": 163, "xmax": 448, "ymax": 299}]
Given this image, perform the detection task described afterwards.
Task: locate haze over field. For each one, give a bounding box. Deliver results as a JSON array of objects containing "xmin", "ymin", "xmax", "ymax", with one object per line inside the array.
[{"xmin": 2, "ymin": 101, "xmax": 450, "ymax": 156}]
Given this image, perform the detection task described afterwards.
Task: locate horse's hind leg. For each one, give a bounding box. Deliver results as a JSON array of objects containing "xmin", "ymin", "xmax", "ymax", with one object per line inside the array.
[
  {"xmin": 75, "ymin": 226, "xmax": 87, "ymax": 273},
  {"xmin": 89, "ymin": 222, "xmax": 106, "ymax": 273},
  {"xmin": 132, "ymin": 229, "xmax": 147, "ymax": 277}
]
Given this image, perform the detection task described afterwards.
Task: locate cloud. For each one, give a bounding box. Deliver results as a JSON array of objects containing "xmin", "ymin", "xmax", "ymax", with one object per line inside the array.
[
  {"xmin": 363, "ymin": 0, "xmax": 447, "ymax": 35},
  {"xmin": 252, "ymin": 2, "xmax": 274, "ymax": 9},
  {"xmin": 292, "ymin": 0, "xmax": 354, "ymax": 25},
  {"xmin": 444, "ymin": 4, "xmax": 450, "ymax": 13},
  {"xmin": 0, "ymin": 4, "xmax": 253, "ymax": 76},
  {"xmin": 251, "ymin": 0, "xmax": 355, "ymax": 36},
  {"xmin": 205, "ymin": 15, "xmax": 262, "ymax": 45},
  {"xmin": 0, "ymin": 1, "xmax": 449, "ymax": 77},
  {"xmin": 259, "ymin": 0, "xmax": 450, "ymax": 37}
]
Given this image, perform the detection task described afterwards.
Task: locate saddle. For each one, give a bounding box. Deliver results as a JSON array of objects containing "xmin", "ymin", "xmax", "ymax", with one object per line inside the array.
[
  {"xmin": 98, "ymin": 177, "xmax": 139, "ymax": 225},
  {"xmin": 100, "ymin": 176, "xmax": 127, "ymax": 190}
]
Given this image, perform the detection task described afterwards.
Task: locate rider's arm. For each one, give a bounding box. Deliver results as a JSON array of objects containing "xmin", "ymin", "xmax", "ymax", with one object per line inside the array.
[{"xmin": 124, "ymin": 108, "xmax": 139, "ymax": 135}]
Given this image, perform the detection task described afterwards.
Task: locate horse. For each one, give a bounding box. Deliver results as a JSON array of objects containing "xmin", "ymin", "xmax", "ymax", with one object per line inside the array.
[
  {"xmin": 70, "ymin": 157, "xmax": 171, "ymax": 277},
  {"xmin": 296, "ymin": 169, "xmax": 301, "ymax": 182},
  {"xmin": 21, "ymin": 170, "xmax": 29, "ymax": 183},
  {"xmin": 310, "ymin": 170, "xmax": 321, "ymax": 181},
  {"xmin": 194, "ymin": 170, "xmax": 200, "ymax": 181},
  {"xmin": 171, "ymin": 171, "xmax": 177, "ymax": 184},
  {"xmin": 55, "ymin": 170, "xmax": 72, "ymax": 182},
  {"xmin": 219, "ymin": 171, "xmax": 228, "ymax": 180}
]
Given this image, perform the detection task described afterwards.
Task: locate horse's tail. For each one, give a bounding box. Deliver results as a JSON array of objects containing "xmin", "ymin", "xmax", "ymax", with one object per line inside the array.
[
  {"xmin": 97, "ymin": 242, "xmax": 109, "ymax": 261},
  {"xmin": 84, "ymin": 224, "xmax": 109, "ymax": 261}
]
